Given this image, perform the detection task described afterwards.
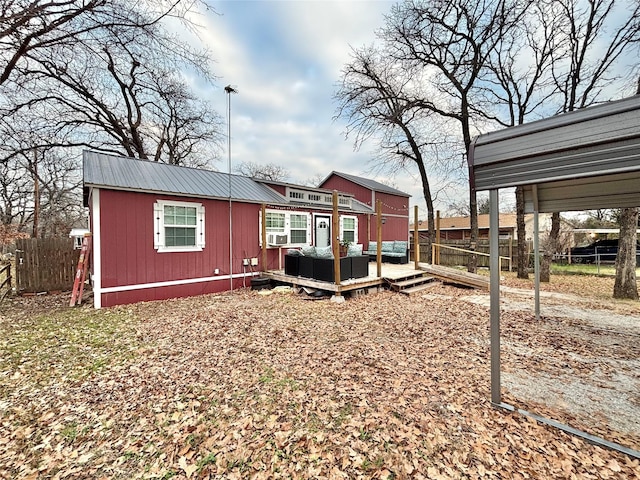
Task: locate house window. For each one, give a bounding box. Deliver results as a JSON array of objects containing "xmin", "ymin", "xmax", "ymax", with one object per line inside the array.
[
  {"xmin": 154, "ymin": 200, "xmax": 205, "ymax": 252},
  {"xmin": 340, "ymin": 216, "xmax": 358, "ymax": 243},
  {"xmin": 266, "ymin": 212, "xmax": 286, "ymax": 232},
  {"xmin": 290, "ymin": 214, "xmax": 308, "ymax": 244},
  {"xmin": 261, "ymin": 210, "xmax": 311, "ymax": 246},
  {"xmin": 308, "ymin": 194, "xmax": 321, "ymax": 202},
  {"xmin": 289, "ymin": 190, "xmax": 305, "ymax": 200}
]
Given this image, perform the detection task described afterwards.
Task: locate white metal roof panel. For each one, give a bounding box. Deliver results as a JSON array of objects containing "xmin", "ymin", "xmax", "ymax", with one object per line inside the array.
[
  {"xmin": 471, "ymin": 95, "xmax": 640, "ymax": 192},
  {"xmin": 469, "ymin": 95, "xmax": 640, "ymax": 213}
]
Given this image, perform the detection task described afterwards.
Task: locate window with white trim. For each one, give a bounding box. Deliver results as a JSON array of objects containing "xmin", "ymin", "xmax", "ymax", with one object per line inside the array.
[
  {"xmin": 261, "ymin": 210, "xmax": 311, "ymax": 246},
  {"xmin": 290, "ymin": 214, "xmax": 308, "ymax": 243},
  {"xmin": 154, "ymin": 200, "xmax": 205, "ymax": 252},
  {"xmin": 340, "ymin": 215, "xmax": 358, "ymax": 244},
  {"xmin": 266, "ymin": 212, "xmax": 286, "ymax": 233}
]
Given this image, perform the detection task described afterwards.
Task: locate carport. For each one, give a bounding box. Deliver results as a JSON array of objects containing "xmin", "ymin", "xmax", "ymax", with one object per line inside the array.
[{"xmin": 469, "ymin": 94, "xmax": 640, "ymax": 458}]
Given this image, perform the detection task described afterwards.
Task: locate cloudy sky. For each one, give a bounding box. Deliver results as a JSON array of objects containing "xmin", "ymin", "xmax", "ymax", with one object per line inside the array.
[{"xmin": 194, "ymin": 0, "xmax": 463, "ymax": 218}]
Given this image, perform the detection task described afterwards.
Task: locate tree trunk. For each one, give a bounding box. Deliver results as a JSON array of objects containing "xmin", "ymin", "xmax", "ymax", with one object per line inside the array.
[
  {"xmin": 31, "ymin": 150, "xmax": 40, "ymax": 239},
  {"xmin": 613, "ymin": 207, "xmax": 639, "ymax": 300},
  {"xmin": 540, "ymin": 212, "xmax": 560, "ymax": 283},
  {"xmin": 516, "ymin": 186, "xmax": 528, "ymax": 279}
]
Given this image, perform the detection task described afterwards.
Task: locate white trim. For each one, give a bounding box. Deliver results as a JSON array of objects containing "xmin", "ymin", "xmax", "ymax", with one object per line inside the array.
[
  {"xmin": 261, "ymin": 209, "xmax": 312, "ymax": 247},
  {"xmin": 91, "ymin": 188, "xmax": 102, "ymax": 309},
  {"xmin": 340, "ymin": 215, "xmax": 358, "ymax": 244},
  {"xmin": 100, "ymin": 271, "xmax": 260, "ymax": 294}
]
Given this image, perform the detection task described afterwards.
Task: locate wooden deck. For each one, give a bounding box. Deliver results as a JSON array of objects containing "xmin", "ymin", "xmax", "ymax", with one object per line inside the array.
[
  {"xmin": 264, "ymin": 262, "xmax": 489, "ymax": 293},
  {"xmin": 264, "ymin": 263, "xmax": 422, "ymax": 293}
]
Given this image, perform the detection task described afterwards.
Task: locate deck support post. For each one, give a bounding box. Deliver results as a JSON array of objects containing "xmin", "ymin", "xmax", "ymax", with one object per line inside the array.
[
  {"xmin": 332, "ymin": 191, "xmax": 341, "ymax": 292},
  {"xmin": 414, "ymin": 205, "xmax": 419, "ymax": 270},
  {"xmin": 261, "ymin": 204, "xmax": 267, "ymax": 272},
  {"xmin": 376, "ymin": 200, "xmax": 382, "ymax": 278},
  {"xmin": 436, "ymin": 210, "xmax": 440, "ymax": 265}
]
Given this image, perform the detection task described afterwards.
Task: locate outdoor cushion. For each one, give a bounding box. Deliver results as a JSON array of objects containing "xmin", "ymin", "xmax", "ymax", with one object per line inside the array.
[
  {"xmin": 367, "ymin": 241, "xmax": 377, "ymax": 252},
  {"xmin": 347, "ymin": 243, "xmax": 363, "ymax": 256},
  {"xmin": 393, "ymin": 241, "xmax": 408, "ymax": 253},
  {"xmin": 381, "ymin": 241, "xmax": 395, "ymax": 252},
  {"xmin": 314, "ymin": 245, "xmax": 334, "ymax": 259},
  {"xmin": 301, "ymin": 245, "xmax": 316, "ymax": 257}
]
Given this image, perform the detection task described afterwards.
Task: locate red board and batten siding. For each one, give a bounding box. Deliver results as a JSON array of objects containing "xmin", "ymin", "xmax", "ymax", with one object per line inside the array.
[
  {"xmin": 368, "ymin": 191, "xmax": 410, "ymax": 242},
  {"xmin": 321, "ymin": 176, "xmax": 373, "ymax": 207},
  {"xmin": 96, "ymin": 189, "xmax": 266, "ymax": 307},
  {"xmin": 93, "ymin": 189, "xmax": 373, "ymax": 307},
  {"xmin": 321, "ymin": 176, "xmax": 410, "ymax": 243}
]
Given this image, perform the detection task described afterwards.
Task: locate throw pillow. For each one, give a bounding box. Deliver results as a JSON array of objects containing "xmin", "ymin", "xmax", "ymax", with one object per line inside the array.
[
  {"xmin": 315, "ymin": 245, "xmax": 334, "ymax": 259},
  {"xmin": 347, "ymin": 243, "xmax": 363, "ymax": 256}
]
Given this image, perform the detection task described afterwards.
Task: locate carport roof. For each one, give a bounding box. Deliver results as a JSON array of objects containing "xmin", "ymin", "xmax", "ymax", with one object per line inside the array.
[{"xmin": 469, "ymin": 95, "xmax": 640, "ymax": 212}]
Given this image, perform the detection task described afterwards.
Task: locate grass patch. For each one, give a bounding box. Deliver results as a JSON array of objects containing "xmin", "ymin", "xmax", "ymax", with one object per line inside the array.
[
  {"xmin": 551, "ymin": 263, "xmax": 640, "ymax": 276},
  {"xmin": 0, "ymin": 307, "xmax": 139, "ymax": 391}
]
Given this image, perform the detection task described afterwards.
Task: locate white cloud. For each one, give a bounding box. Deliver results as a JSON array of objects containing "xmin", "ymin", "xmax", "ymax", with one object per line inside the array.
[{"xmin": 189, "ymin": 0, "xmax": 474, "ymax": 216}]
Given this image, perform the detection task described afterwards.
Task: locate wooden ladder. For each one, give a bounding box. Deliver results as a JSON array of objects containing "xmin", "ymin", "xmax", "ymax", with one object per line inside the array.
[{"xmin": 70, "ymin": 234, "xmax": 92, "ymax": 307}]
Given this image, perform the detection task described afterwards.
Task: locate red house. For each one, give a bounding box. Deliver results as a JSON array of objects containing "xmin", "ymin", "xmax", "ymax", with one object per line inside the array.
[
  {"xmin": 319, "ymin": 171, "xmax": 410, "ymax": 241},
  {"xmin": 84, "ymin": 152, "xmax": 411, "ymax": 308}
]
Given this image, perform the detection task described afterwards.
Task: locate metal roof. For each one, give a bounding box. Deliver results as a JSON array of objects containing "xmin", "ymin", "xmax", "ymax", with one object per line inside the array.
[
  {"xmin": 320, "ymin": 171, "xmax": 410, "ymax": 197},
  {"xmin": 469, "ymin": 95, "xmax": 640, "ymax": 212},
  {"xmin": 83, "ymin": 151, "xmax": 286, "ymax": 204},
  {"xmin": 83, "ymin": 151, "xmax": 375, "ymax": 214}
]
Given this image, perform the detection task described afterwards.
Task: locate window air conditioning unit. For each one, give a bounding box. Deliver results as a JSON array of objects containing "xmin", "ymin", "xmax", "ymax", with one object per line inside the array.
[{"xmin": 267, "ymin": 234, "xmax": 288, "ymax": 246}]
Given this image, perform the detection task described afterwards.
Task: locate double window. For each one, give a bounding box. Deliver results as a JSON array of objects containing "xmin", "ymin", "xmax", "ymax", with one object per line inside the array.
[
  {"xmin": 154, "ymin": 200, "xmax": 205, "ymax": 252},
  {"xmin": 263, "ymin": 210, "xmax": 311, "ymax": 245}
]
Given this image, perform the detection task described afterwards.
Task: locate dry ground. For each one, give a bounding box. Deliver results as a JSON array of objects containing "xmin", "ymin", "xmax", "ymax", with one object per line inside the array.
[{"xmin": 0, "ymin": 273, "xmax": 639, "ymax": 479}]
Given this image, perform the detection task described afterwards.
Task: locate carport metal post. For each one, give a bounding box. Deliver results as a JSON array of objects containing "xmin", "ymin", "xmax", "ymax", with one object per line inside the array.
[
  {"xmin": 532, "ymin": 185, "xmax": 540, "ymax": 320},
  {"xmin": 489, "ymin": 189, "xmax": 501, "ymax": 405}
]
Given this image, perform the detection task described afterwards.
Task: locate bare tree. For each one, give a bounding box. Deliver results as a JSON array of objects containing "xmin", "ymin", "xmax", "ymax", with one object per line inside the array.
[
  {"xmin": 538, "ymin": 0, "xmax": 640, "ymax": 284},
  {"xmin": 2, "ymin": 21, "xmax": 221, "ymax": 167},
  {"xmin": 481, "ymin": 1, "xmax": 562, "ymax": 279},
  {"xmin": 613, "ymin": 78, "xmax": 640, "ymax": 299},
  {"xmin": 613, "ymin": 208, "xmax": 639, "ymax": 300},
  {"xmin": 382, "ymin": 0, "xmax": 529, "ymax": 272},
  {"xmin": 0, "ymin": 143, "xmax": 82, "ymax": 238},
  {"xmin": 335, "ymin": 44, "xmax": 461, "ymax": 262},
  {"xmin": 235, "ymin": 161, "xmax": 290, "ymax": 182},
  {"xmin": 0, "ymin": 0, "xmax": 223, "ymax": 238},
  {"xmin": 0, "ymin": 0, "xmax": 201, "ymax": 86}
]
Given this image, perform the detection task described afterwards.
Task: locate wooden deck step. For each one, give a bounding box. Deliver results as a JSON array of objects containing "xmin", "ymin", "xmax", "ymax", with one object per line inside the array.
[
  {"xmin": 401, "ymin": 281, "xmax": 442, "ymax": 296},
  {"xmin": 385, "ymin": 272, "xmax": 438, "ymax": 293},
  {"xmin": 393, "ymin": 275, "xmax": 436, "ymax": 289}
]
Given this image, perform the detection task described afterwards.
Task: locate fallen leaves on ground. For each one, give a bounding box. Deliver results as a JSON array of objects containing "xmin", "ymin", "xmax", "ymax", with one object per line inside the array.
[{"xmin": 1, "ymin": 275, "xmax": 639, "ymax": 479}]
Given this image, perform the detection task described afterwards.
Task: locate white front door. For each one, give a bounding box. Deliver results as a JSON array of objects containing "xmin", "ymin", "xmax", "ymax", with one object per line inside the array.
[{"xmin": 315, "ymin": 216, "xmax": 330, "ymax": 247}]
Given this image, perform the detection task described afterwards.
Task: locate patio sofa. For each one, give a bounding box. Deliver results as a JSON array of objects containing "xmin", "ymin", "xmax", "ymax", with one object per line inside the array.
[
  {"xmin": 363, "ymin": 240, "xmax": 408, "ymax": 264},
  {"xmin": 284, "ymin": 245, "xmax": 369, "ymax": 282}
]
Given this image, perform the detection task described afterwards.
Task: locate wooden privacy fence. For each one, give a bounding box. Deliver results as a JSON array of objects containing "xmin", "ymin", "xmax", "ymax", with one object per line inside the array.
[
  {"xmin": 15, "ymin": 238, "xmax": 80, "ymax": 293},
  {"xmin": 410, "ymin": 239, "xmax": 524, "ymax": 270}
]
